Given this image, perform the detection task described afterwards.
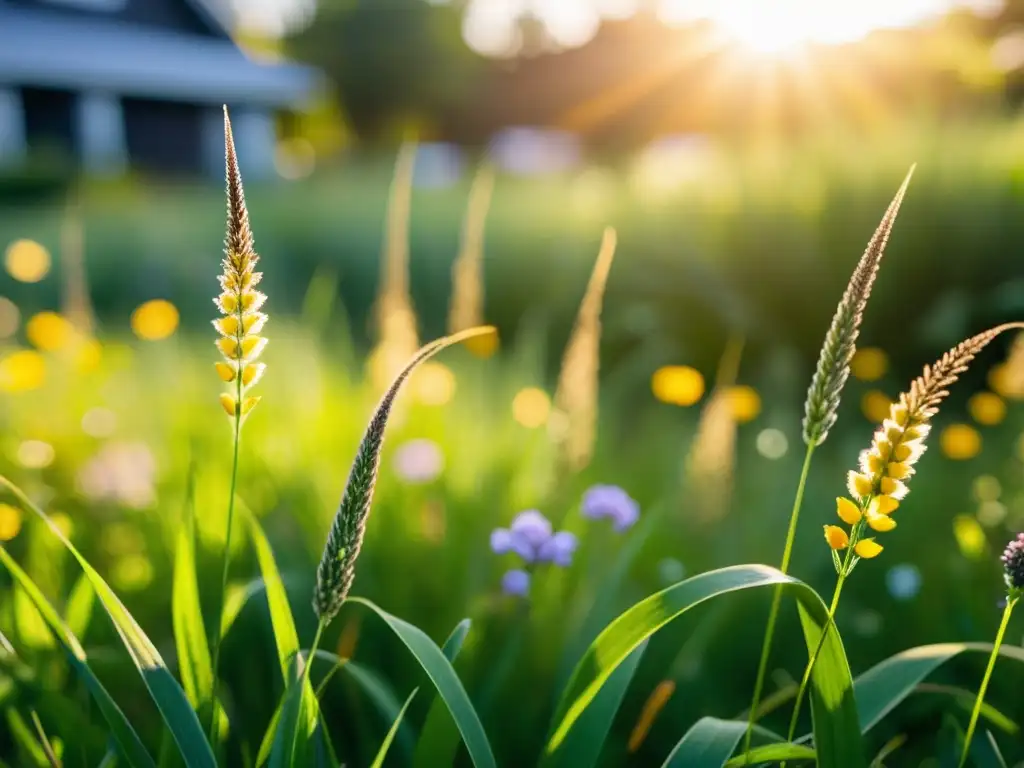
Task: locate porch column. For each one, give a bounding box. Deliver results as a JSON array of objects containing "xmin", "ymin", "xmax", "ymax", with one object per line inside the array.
[
  {"xmin": 0, "ymin": 87, "xmax": 26, "ymax": 167},
  {"xmin": 77, "ymin": 91, "xmax": 126, "ymax": 175}
]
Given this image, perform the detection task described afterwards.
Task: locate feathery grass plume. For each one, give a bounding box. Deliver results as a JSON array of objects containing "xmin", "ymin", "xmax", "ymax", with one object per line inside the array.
[
  {"xmin": 549, "ymin": 227, "xmax": 618, "ymax": 473},
  {"xmin": 59, "ymin": 192, "xmax": 94, "ymax": 335},
  {"xmin": 314, "ymin": 327, "xmax": 495, "ymax": 624},
  {"xmin": 832, "ymin": 321, "xmax": 1024, "ymax": 561},
  {"xmin": 802, "ymin": 166, "xmax": 914, "ymax": 446},
  {"xmin": 685, "ymin": 335, "xmax": 744, "ymax": 523},
  {"xmin": 370, "ymin": 141, "xmax": 420, "ymax": 391},
  {"xmin": 214, "ymin": 108, "xmax": 268, "ymax": 420},
  {"xmin": 448, "ymin": 163, "xmax": 495, "ymax": 335}
]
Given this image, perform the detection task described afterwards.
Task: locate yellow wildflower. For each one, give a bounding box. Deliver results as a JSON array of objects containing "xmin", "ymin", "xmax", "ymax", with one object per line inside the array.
[
  {"xmin": 854, "ymin": 539, "xmax": 883, "ymax": 558},
  {"xmin": 836, "ymin": 497, "xmax": 861, "ymax": 525},
  {"xmin": 824, "ymin": 525, "xmax": 849, "ymax": 550}
]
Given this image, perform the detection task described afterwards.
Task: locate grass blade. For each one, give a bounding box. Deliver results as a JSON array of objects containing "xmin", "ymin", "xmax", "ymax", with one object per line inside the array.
[
  {"xmin": 724, "ymin": 743, "xmax": 817, "ymax": 766},
  {"xmin": 172, "ymin": 486, "xmax": 213, "ymax": 715},
  {"xmin": 346, "ymin": 597, "xmax": 496, "ymax": 768},
  {"xmin": 0, "ymin": 476, "xmax": 216, "ymax": 768},
  {"xmin": 413, "ymin": 618, "xmax": 473, "ymax": 768},
  {"xmin": 369, "ymin": 689, "xmax": 418, "ymax": 768},
  {"xmin": 662, "ymin": 718, "xmax": 788, "ymax": 767},
  {"xmin": 245, "ymin": 510, "xmax": 321, "ymax": 767},
  {"xmin": 544, "ymin": 640, "xmax": 647, "ymax": 768},
  {"xmin": 849, "ymin": 643, "xmax": 1024, "ymax": 735},
  {"xmin": 546, "ymin": 565, "xmax": 862, "ymax": 768},
  {"xmin": 64, "ymin": 575, "xmax": 94, "ymax": 641},
  {"xmin": 0, "ymin": 546, "xmax": 154, "ymax": 768}
]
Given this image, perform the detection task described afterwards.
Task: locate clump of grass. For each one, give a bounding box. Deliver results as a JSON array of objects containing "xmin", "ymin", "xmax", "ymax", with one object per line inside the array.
[
  {"xmin": 745, "ymin": 167, "xmax": 914, "ymax": 754},
  {"xmin": 788, "ymin": 321, "xmax": 1024, "ymax": 749}
]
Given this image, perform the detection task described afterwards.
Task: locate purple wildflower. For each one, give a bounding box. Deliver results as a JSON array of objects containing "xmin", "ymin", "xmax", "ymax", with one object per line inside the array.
[
  {"xmin": 502, "ymin": 569, "xmax": 530, "ymax": 597},
  {"xmin": 1001, "ymin": 533, "xmax": 1024, "ymax": 593},
  {"xmin": 538, "ymin": 531, "xmax": 578, "ymax": 567},
  {"xmin": 581, "ymin": 484, "xmax": 640, "ymax": 532}
]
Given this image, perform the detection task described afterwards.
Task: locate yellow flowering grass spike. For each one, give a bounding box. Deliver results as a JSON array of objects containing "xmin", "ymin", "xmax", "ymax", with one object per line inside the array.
[
  {"xmin": 836, "ymin": 497, "xmax": 861, "ymax": 525},
  {"xmin": 854, "ymin": 539, "xmax": 883, "ymax": 558},
  {"xmin": 865, "ymin": 510, "xmax": 896, "ymax": 532},
  {"xmin": 824, "ymin": 525, "xmax": 849, "ymax": 550},
  {"xmin": 220, "ymin": 394, "xmax": 237, "ymax": 416},
  {"xmin": 214, "ymin": 108, "xmax": 267, "ymax": 422}
]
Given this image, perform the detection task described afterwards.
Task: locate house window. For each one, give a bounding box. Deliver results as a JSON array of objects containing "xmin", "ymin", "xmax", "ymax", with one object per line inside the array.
[{"xmin": 43, "ymin": 0, "xmax": 128, "ymax": 11}]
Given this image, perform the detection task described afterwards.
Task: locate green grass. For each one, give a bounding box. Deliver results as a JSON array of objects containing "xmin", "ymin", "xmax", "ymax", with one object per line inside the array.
[{"xmin": 2, "ymin": 119, "xmax": 1024, "ymax": 765}]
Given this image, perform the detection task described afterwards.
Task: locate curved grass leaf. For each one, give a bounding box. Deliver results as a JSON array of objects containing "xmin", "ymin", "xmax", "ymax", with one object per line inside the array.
[
  {"xmin": 543, "ymin": 640, "xmax": 647, "ymax": 768},
  {"xmin": 413, "ymin": 618, "xmax": 473, "ymax": 768},
  {"xmin": 850, "ymin": 643, "xmax": 1024, "ymax": 735},
  {"xmin": 0, "ymin": 476, "xmax": 215, "ymax": 768},
  {"xmin": 546, "ymin": 565, "xmax": 862, "ymax": 768},
  {"xmin": 914, "ymin": 684, "xmax": 1017, "ymax": 735},
  {"xmin": 346, "ymin": 597, "xmax": 496, "ymax": 768},
  {"xmin": 662, "ymin": 718, "xmax": 788, "ymax": 767},
  {"xmin": 64, "ymin": 575, "xmax": 94, "ymax": 641},
  {"xmin": 245, "ymin": 510, "xmax": 322, "ymax": 767},
  {"xmin": 172, "ymin": 494, "xmax": 213, "ymax": 713},
  {"xmin": 723, "ymin": 743, "xmax": 817, "ymax": 766},
  {"xmin": 369, "ymin": 689, "xmax": 417, "ymax": 768},
  {"xmin": 0, "ymin": 546, "xmax": 154, "ymax": 768}
]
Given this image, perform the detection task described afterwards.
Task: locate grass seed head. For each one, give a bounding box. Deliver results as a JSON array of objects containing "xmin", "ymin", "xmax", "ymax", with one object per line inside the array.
[
  {"xmin": 313, "ymin": 327, "xmax": 495, "ymax": 624},
  {"xmin": 802, "ymin": 167, "xmax": 914, "ymax": 446},
  {"xmin": 215, "ymin": 108, "xmax": 267, "ymax": 419}
]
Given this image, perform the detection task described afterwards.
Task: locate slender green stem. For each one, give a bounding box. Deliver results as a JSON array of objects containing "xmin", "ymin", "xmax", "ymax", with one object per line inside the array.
[
  {"xmin": 958, "ymin": 596, "xmax": 1017, "ymax": 768},
  {"xmin": 209, "ymin": 404, "xmax": 242, "ymax": 742},
  {"xmin": 288, "ymin": 621, "xmax": 327, "ymax": 764},
  {"xmin": 743, "ymin": 442, "xmax": 815, "ymax": 757}
]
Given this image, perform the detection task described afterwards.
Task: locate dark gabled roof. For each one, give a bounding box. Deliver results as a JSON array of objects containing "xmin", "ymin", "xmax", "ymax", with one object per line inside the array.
[{"xmin": 0, "ymin": 4, "xmax": 318, "ymax": 107}]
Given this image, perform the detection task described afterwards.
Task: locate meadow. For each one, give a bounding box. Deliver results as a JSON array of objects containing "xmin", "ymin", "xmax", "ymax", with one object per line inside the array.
[{"xmin": 2, "ymin": 118, "xmax": 1024, "ymax": 766}]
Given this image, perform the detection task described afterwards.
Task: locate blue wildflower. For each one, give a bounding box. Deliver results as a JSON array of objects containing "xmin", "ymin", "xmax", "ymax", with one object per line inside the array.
[
  {"xmin": 538, "ymin": 531, "xmax": 578, "ymax": 567},
  {"xmin": 491, "ymin": 509, "xmax": 553, "ymax": 563},
  {"xmin": 581, "ymin": 484, "xmax": 640, "ymax": 532},
  {"xmin": 502, "ymin": 569, "xmax": 530, "ymax": 597}
]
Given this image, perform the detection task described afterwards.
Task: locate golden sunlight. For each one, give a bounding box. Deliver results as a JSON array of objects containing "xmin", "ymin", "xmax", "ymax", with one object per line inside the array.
[{"xmin": 661, "ymin": 0, "xmax": 961, "ymax": 55}]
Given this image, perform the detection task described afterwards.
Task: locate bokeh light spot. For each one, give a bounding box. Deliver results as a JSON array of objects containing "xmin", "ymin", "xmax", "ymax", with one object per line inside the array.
[
  {"xmin": 0, "ymin": 504, "xmax": 21, "ymax": 541},
  {"xmin": 26, "ymin": 311, "xmax": 73, "ymax": 352},
  {"xmin": 512, "ymin": 387, "xmax": 551, "ymax": 428},
  {"xmin": 850, "ymin": 347, "xmax": 888, "ymax": 381},
  {"xmin": 464, "ymin": 330, "xmax": 499, "ymax": 358},
  {"xmin": 755, "ymin": 428, "xmax": 788, "ymax": 459},
  {"xmin": 968, "ymin": 391, "xmax": 1006, "ymax": 426},
  {"xmin": 0, "ymin": 297, "xmax": 19, "ymax": 339},
  {"xmin": 988, "ymin": 363, "xmax": 1024, "ymax": 400},
  {"xmin": 940, "ymin": 424, "xmax": 982, "ymax": 461},
  {"xmin": 17, "ymin": 440, "xmax": 54, "ymax": 469},
  {"xmin": 131, "ymin": 299, "xmax": 179, "ymax": 341},
  {"xmin": 82, "ymin": 407, "xmax": 117, "ymax": 438},
  {"xmin": 111, "ymin": 554, "xmax": 154, "ymax": 591},
  {"xmin": 885, "ymin": 564, "xmax": 921, "ymax": 601},
  {"xmin": 4, "ymin": 239, "xmax": 51, "ymax": 283},
  {"xmin": 953, "ymin": 514, "xmax": 986, "ymax": 559},
  {"xmin": 651, "ymin": 365, "xmax": 704, "ymax": 406},
  {"xmin": 973, "ymin": 475, "xmax": 1001, "ymax": 503},
  {"xmin": 0, "ymin": 350, "xmax": 46, "ymax": 393},
  {"xmin": 413, "ymin": 362, "xmax": 456, "ymax": 406},
  {"xmin": 860, "ymin": 390, "xmax": 892, "ymax": 423},
  {"xmin": 726, "ymin": 385, "xmax": 761, "ymax": 423},
  {"xmin": 978, "ymin": 501, "xmax": 1007, "ymax": 527}
]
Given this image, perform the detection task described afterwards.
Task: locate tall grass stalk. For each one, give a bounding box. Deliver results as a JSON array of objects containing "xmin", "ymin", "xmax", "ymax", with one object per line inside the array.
[
  {"xmin": 744, "ymin": 168, "xmax": 913, "ymax": 757},
  {"xmin": 209, "ymin": 107, "xmax": 269, "ymax": 741},
  {"xmin": 958, "ymin": 596, "xmax": 1017, "ymax": 767}
]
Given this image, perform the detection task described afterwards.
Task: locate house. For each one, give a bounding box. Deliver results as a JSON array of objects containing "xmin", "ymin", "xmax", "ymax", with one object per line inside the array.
[{"xmin": 0, "ymin": 0, "xmax": 318, "ymax": 178}]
